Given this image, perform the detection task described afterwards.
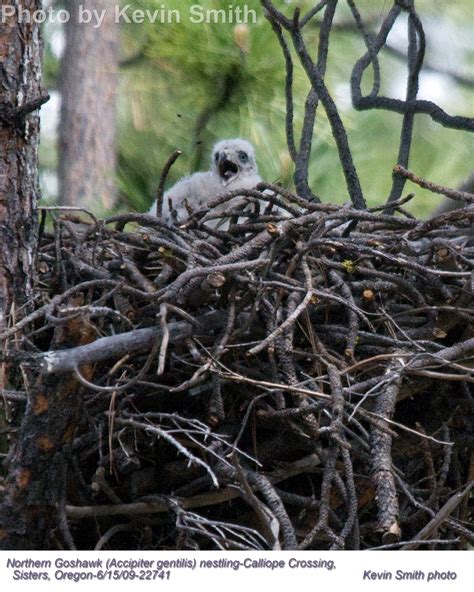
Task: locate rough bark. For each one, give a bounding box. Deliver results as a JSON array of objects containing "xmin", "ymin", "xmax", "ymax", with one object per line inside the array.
[
  {"xmin": 0, "ymin": 319, "xmax": 96, "ymax": 550},
  {"xmin": 0, "ymin": 0, "xmax": 50, "ymax": 549},
  {"xmin": 0, "ymin": 0, "xmax": 43, "ymax": 363},
  {"xmin": 58, "ymin": 0, "xmax": 119, "ymax": 209}
]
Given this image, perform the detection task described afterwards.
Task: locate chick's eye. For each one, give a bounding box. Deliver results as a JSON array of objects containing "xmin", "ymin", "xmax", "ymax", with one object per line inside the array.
[
  {"xmin": 214, "ymin": 153, "xmax": 219, "ymax": 163},
  {"xmin": 238, "ymin": 151, "xmax": 248, "ymax": 163}
]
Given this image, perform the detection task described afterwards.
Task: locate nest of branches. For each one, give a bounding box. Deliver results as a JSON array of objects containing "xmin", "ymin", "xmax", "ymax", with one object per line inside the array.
[{"xmin": 1, "ymin": 185, "xmax": 473, "ymax": 551}]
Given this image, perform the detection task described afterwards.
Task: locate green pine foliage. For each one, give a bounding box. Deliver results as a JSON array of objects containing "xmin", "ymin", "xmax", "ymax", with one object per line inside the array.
[{"xmin": 41, "ymin": 1, "xmax": 474, "ymax": 216}]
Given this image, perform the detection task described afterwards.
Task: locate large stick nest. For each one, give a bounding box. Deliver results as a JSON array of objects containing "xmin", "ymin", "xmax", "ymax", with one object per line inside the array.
[{"xmin": 2, "ymin": 187, "xmax": 473, "ymax": 550}]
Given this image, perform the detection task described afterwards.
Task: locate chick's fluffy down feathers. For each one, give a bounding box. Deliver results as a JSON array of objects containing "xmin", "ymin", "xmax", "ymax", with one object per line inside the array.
[{"xmin": 148, "ymin": 139, "xmax": 262, "ymax": 227}]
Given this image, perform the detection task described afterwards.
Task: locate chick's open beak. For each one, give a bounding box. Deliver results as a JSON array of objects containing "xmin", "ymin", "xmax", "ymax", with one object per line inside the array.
[{"xmin": 217, "ymin": 152, "xmax": 239, "ymax": 185}]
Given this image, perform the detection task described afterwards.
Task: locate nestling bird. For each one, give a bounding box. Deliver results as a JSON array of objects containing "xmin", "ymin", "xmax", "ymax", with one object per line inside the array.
[{"xmin": 148, "ymin": 139, "xmax": 262, "ymax": 227}]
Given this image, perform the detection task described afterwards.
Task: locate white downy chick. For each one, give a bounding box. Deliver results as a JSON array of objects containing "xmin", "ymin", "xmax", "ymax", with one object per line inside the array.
[{"xmin": 148, "ymin": 139, "xmax": 262, "ymax": 227}]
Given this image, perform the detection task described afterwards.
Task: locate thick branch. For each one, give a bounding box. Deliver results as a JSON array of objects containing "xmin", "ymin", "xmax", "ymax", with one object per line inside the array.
[{"xmin": 29, "ymin": 311, "xmax": 227, "ymax": 375}]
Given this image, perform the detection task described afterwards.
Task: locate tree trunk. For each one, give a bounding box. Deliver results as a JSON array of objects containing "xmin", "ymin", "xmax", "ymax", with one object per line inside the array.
[
  {"xmin": 58, "ymin": 0, "xmax": 119, "ymax": 210},
  {"xmin": 0, "ymin": 318, "xmax": 97, "ymax": 550},
  {"xmin": 0, "ymin": 0, "xmax": 50, "ymax": 549},
  {"xmin": 0, "ymin": 0, "xmax": 43, "ymax": 359}
]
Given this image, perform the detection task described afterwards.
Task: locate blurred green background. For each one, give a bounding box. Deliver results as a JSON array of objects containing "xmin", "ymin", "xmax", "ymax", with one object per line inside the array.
[{"xmin": 39, "ymin": 0, "xmax": 474, "ymax": 217}]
